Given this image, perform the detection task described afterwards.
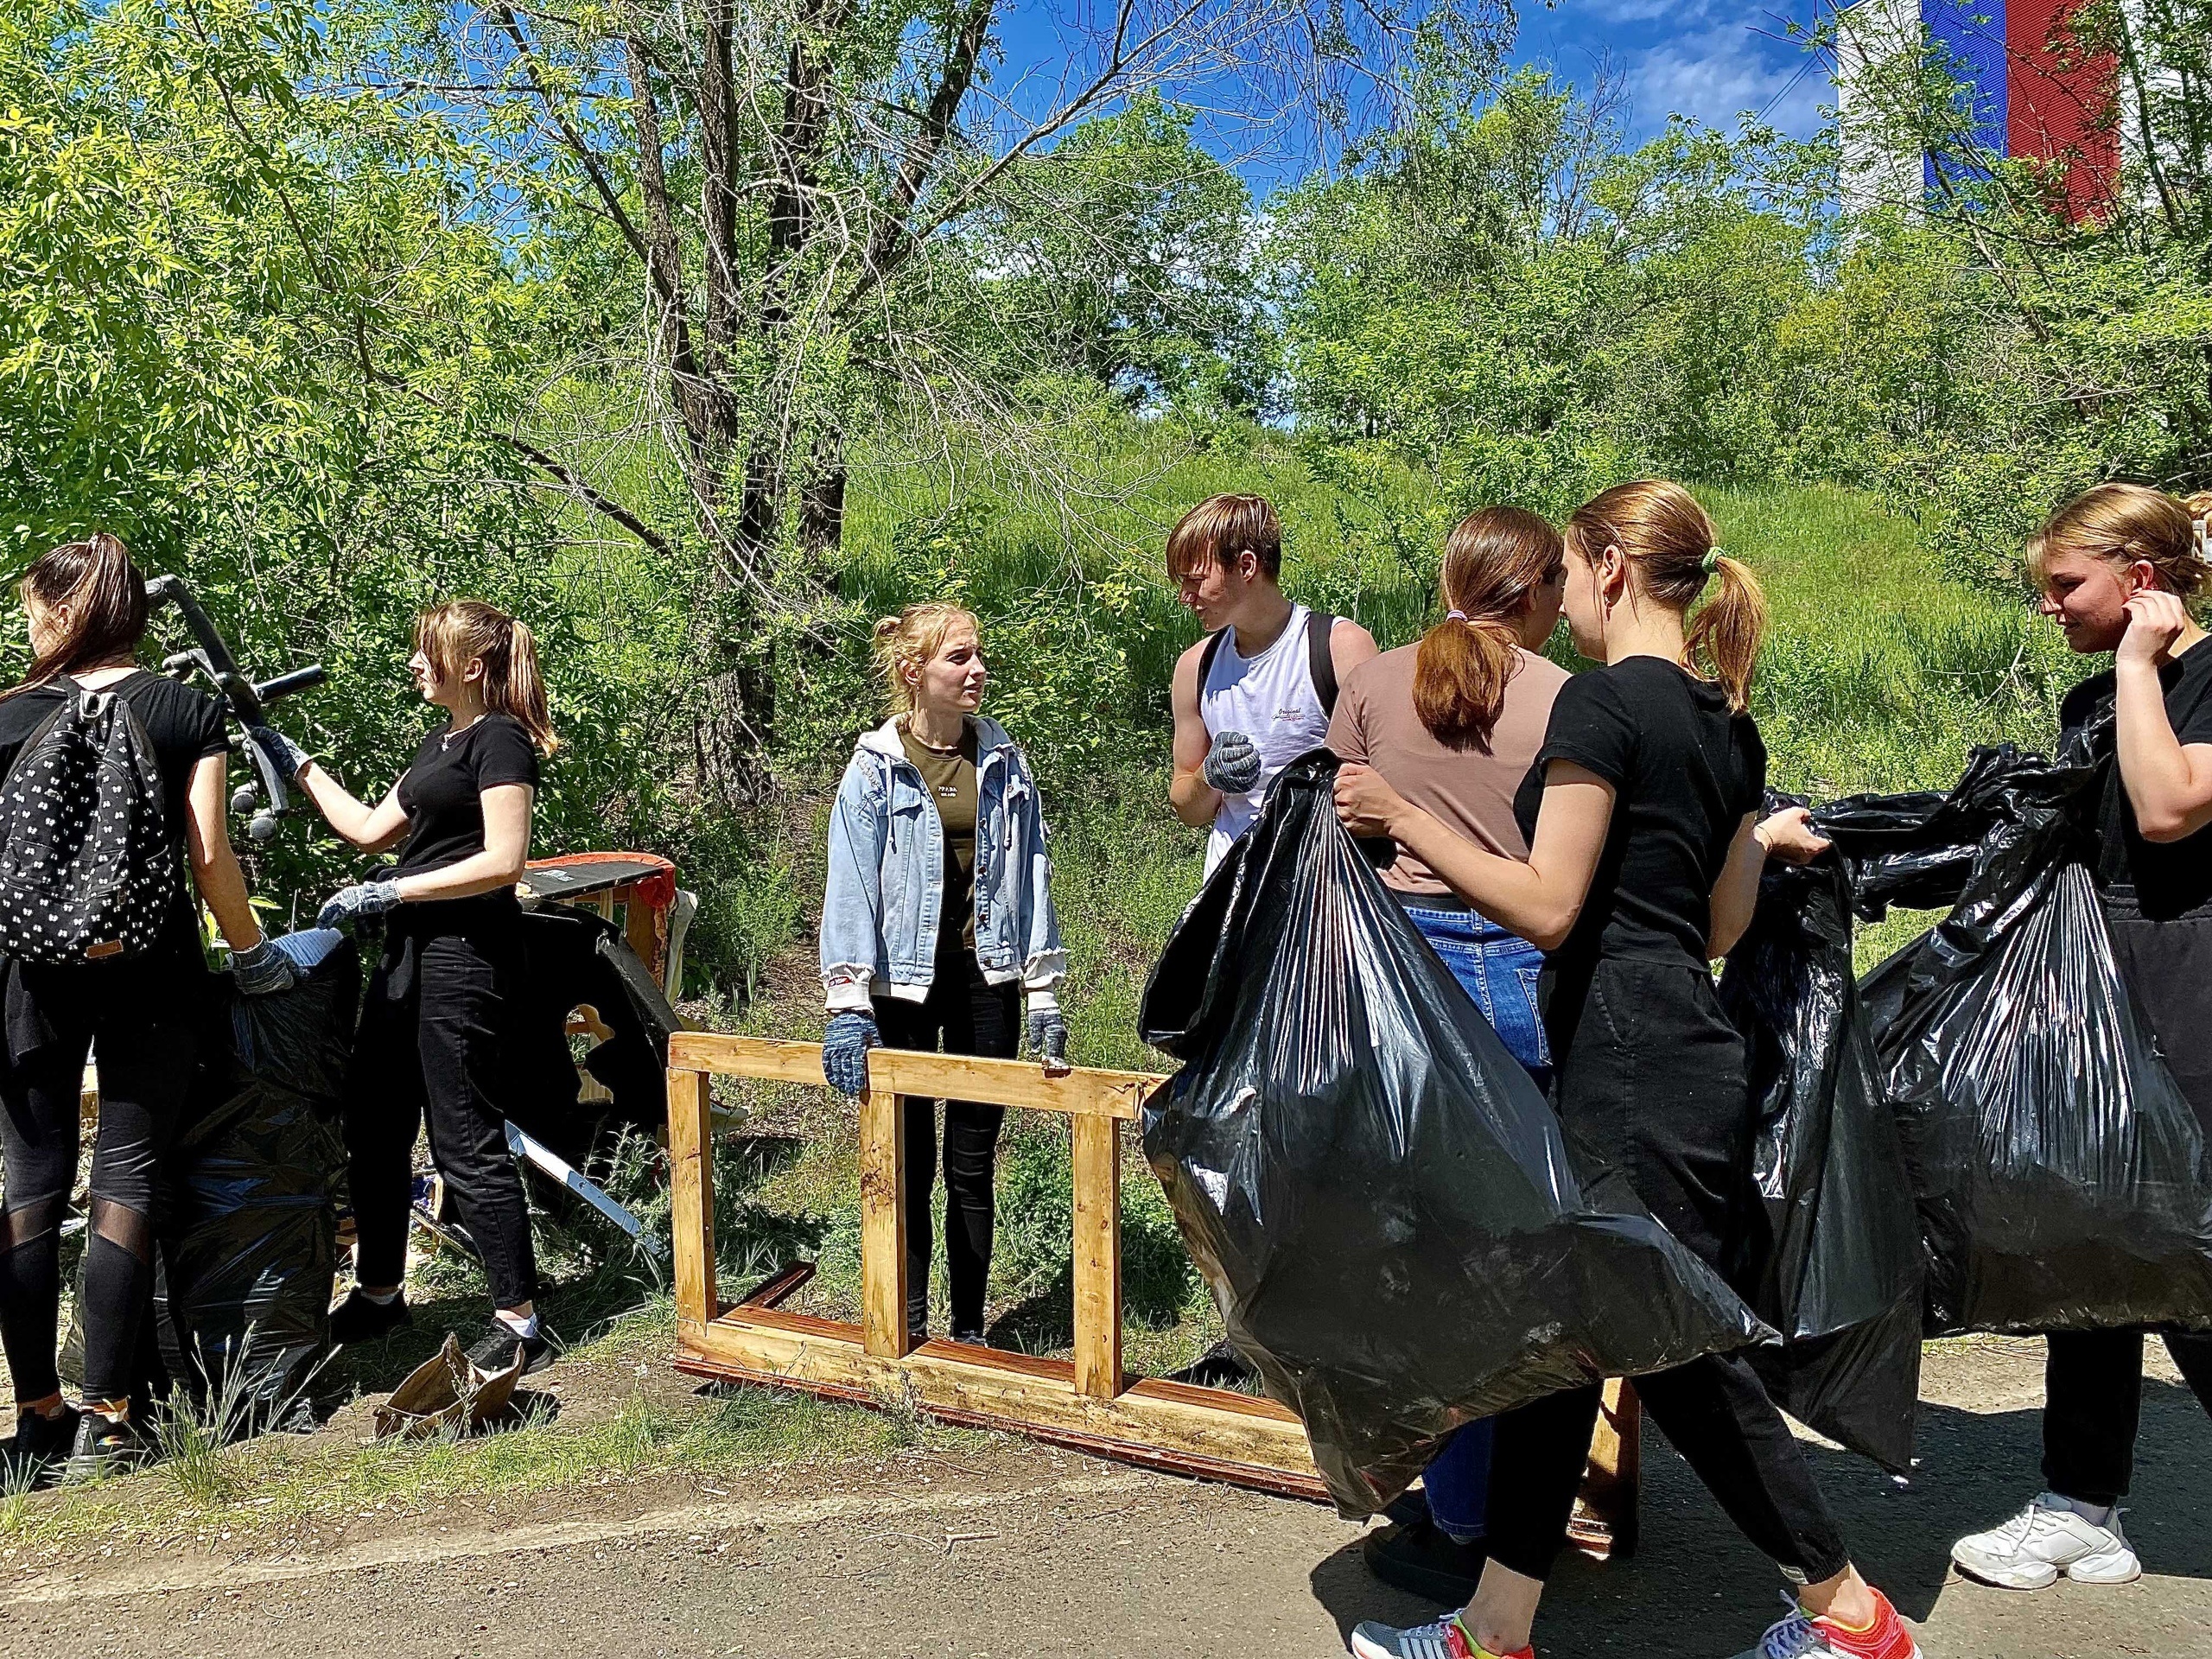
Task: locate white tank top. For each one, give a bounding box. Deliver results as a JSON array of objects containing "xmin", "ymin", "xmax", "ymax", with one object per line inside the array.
[{"xmin": 1199, "ymin": 604, "xmax": 1330, "ymax": 873}]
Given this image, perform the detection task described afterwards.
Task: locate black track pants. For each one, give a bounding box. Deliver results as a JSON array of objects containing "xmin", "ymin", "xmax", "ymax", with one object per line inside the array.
[
  {"xmin": 874, "ymin": 959, "xmax": 1020, "ymax": 1338},
  {"xmin": 343, "ymin": 909, "xmax": 537, "ymax": 1309}
]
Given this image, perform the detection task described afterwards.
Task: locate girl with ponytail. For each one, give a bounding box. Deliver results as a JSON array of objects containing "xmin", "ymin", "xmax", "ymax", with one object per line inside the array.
[
  {"xmin": 258, "ymin": 598, "xmax": 557, "ymax": 1376},
  {"xmin": 1325, "ymin": 506, "xmax": 1569, "ymax": 1598},
  {"xmin": 1342, "ymin": 483, "xmax": 1920, "ymax": 1659},
  {"xmin": 1949, "ymin": 483, "xmax": 2212, "ymax": 1593}
]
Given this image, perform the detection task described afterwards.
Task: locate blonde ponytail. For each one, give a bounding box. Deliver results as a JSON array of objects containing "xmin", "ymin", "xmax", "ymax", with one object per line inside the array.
[
  {"xmin": 1567, "ymin": 480, "xmax": 1767, "ymax": 714},
  {"xmin": 415, "ymin": 599, "xmax": 558, "ymax": 753}
]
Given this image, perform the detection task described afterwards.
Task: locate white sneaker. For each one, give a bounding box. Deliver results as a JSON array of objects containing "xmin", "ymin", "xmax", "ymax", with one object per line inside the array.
[{"xmin": 1950, "ymin": 1493, "xmax": 2142, "ymax": 1589}]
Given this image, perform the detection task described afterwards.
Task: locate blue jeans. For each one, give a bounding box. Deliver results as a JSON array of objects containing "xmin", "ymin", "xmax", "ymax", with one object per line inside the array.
[{"xmin": 1402, "ymin": 899, "xmax": 1554, "ymax": 1542}]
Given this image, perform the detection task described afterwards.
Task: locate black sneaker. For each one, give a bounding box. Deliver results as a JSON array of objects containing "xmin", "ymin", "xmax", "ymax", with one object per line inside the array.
[
  {"xmin": 3, "ymin": 1405, "xmax": 80, "ymax": 1489},
  {"xmin": 465, "ymin": 1318, "xmax": 553, "ymax": 1377},
  {"xmin": 62, "ymin": 1412, "xmax": 153, "ymax": 1484},
  {"xmin": 1360, "ymin": 1517, "xmax": 1491, "ymax": 1605},
  {"xmin": 329, "ymin": 1288, "xmax": 411, "ymax": 1344}
]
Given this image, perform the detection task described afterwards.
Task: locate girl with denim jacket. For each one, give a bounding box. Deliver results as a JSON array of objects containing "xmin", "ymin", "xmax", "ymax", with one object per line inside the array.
[{"xmin": 818, "ymin": 603, "xmax": 1067, "ymax": 1344}]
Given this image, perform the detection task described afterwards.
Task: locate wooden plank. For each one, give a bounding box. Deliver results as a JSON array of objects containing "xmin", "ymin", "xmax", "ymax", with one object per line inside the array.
[
  {"xmin": 666, "ymin": 1067, "xmax": 716, "ymax": 1326},
  {"xmin": 666, "ymin": 1032, "xmax": 1162, "ymax": 1122},
  {"xmin": 1071, "ymin": 1116, "xmax": 1123, "ymax": 1400},
  {"xmin": 737, "ymin": 1260, "xmax": 817, "ymax": 1310},
  {"xmin": 858, "ymin": 1087, "xmax": 910, "ymax": 1359},
  {"xmin": 679, "ymin": 1310, "xmax": 1322, "ymax": 1494}
]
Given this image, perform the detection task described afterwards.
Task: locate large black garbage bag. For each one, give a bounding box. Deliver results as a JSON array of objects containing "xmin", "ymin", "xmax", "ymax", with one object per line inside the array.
[
  {"xmin": 157, "ymin": 931, "xmax": 357, "ymax": 1419},
  {"xmin": 1852, "ymin": 735, "xmax": 2212, "ymax": 1335},
  {"xmin": 1717, "ymin": 849, "xmax": 1923, "ymax": 1471},
  {"xmin": 1138, "ymin": 750, "xmax": 1772, "ymax": 1515}
]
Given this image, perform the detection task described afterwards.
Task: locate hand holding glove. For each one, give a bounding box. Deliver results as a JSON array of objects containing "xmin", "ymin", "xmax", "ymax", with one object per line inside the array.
[
  {"xmin": 821, "ymin": 1010, "xmax": 880, "ymax": 1096},
  {"xmin": 1025, "ymin": 1001, "xmax": 1070, "ymax": 1074},
  {"xmin": 230, "ymin": 939, "xmax": 298, "ymax": 997},
  {"xmin": 249, "ymin": 725, "xmax": 311, "ymax": 783},
  {"xmin": 1201, "ymin": 729, "xmax": 1262, "ymax": 795},
  {"xmin": 316, "ymin": 880, "xmax": 404, "ymax": 931}
]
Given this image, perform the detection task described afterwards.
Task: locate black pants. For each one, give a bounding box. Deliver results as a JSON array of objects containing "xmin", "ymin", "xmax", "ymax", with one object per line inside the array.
[
  {"xmin": 0, "ymin": 958, "xmax": 200, "ymax": 1402},
  {"xmin": 874, "ymin": 958, "xmax": 1020, "ymax": 1338},
  {"xmin": 2036, "ymin": 894, "xmax": 2212, "ymax": 1503},
  {"xmin": 343, "ymin": 906, "xmax": 537, "ymax": 1309},
  {"xmin": 1484, "ymin": 956, "xmax": 1852, "ymax": 1585}
]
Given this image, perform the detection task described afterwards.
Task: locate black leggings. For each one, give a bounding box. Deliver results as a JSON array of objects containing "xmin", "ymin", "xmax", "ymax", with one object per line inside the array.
[
  {"xmin": 0, "ymin": 960, "xmax": 200, "ymax": 1402},
  {"xmin": 343, "ymin": 908, "xmax": 537, "ymax": 1309},
  {"xmin": 874, "ymin": 959, "xmax": 1020, "ymax": 1338},
  {"xmin": 1484, "ymin": 957, "xmax": 1852, "ymax": 1586}
]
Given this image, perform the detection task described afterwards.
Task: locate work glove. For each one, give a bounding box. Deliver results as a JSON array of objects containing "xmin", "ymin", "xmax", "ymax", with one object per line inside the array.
[
  {"xmin": 249, "ymin": 724, "xmax": 310, "ymax": 782},
  {"xmin": 316, "ymin": 880, "xmax": 404, "ymax": 931},
  {"xmin": 821, "ymin": 1010, "xmax": 880, "ymax": 1096},
  {"xmin": 1202, "ymin": 729, "xmax": 1262, "ymax": 795},
  {"xmin": 230, "ymin": 939, "xmax": 298, "ymax": 997},
  {"xmin": 1025, "ymin": 1002, "xmax": 1070, "ymax": 1071}
]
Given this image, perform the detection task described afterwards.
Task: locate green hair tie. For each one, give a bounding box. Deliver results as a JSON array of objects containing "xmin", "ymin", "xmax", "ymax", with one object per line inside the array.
[{"xmin": 1700, "ymin": 549, "xmax": 1723, "ymax": 575}]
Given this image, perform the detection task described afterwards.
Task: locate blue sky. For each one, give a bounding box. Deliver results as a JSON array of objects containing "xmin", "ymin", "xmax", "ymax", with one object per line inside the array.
[{"xmin": 988, "ymin": 2, "xmax": 1834, "ymax": 187}]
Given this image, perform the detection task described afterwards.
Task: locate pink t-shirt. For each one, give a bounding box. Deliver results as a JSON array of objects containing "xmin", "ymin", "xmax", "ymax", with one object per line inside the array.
[{"xmin": 1326, "ymin": 641, "xmax": 1569, "ymax": 894}]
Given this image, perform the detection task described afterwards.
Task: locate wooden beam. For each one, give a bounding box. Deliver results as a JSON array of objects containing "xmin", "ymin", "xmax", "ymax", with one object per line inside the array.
[
  {"xmin": 678, "ymin": 1307, "xmax": 1323, "ymax": 1497},
  {"xmin": 858, "ymin": 1086, "xmax": 911, "ymax": 1358},
  {"xmin": 1071, "ymin": 1116, "xmax": 1123, "ymax": 1400},
  {"xmin": 667, "ymin": 1066, "xmax": 717, "ymax": 1325},
  {"xmin": 666, "ymin": 1032, "xmax": 1162, "ymax": 1121}
]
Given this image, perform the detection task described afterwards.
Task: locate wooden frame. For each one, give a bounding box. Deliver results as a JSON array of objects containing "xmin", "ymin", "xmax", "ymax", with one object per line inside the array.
[{"xmin": 665, "ymin": 1032, "xmax": 1330, "ymax": 1499}]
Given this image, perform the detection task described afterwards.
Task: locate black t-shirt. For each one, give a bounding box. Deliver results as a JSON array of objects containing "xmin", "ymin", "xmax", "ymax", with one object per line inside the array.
[
  {"xmin": 2059, "ymin": 640, "xmax": 2212, "ymax": 917},
  {"xmin": 0, "ymin": 670, "xmax": 229, "ymax": 957},
  {"xmin": 394, "ymin": 714, "xmax": 540, "ymax": 878},
  {"xmin": 1514, "ymin": 658, "xmax": 1767, "ymax": 976}
]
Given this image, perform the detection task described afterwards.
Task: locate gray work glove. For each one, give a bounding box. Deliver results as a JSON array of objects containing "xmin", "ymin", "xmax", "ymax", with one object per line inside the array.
[
  {"xmin": 1025, "ymin": 1004, "xmax": 1070, "ymax": 1070},
  {"xmin": 316, "ymin": 880, "xmax": 403, "ymax": 931},
  {"xmin": 821, "ymin": 1011, "xmax": 880, "ymax": 1096},
  {"xmin": 230, "ymin": 939, "xmax": 298, "ymax": 997},
  {"xmin": 1202, "ymin": 729, "xmax": 1262, "ymax": 795},
  {"xmin": 249, "ymin": 724, "xmax": 310, "ymax": 782}
]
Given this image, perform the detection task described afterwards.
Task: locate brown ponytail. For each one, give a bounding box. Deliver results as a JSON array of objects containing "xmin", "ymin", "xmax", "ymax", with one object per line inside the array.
[
  {"xmin": 2031, "ymin": 483, "xmax": 2209, "ymax": 605},
  {"xmin": 1412, "ymin": 506, "xmax": 1564, "ymax": 751},
  {"xmin": 415, "ymin": 599, "xmax": 558, "ymax": 754},
  {"xmin": 1566, "ymin": 480, "xmax": 1767, "ymax": 714},
  {"xmin": 5, "ymin": 532, "xmax": 149, "ymax": 701}
]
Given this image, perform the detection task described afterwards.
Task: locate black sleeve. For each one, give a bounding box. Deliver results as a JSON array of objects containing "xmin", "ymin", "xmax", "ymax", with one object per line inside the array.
[
  {"xmin": 187, "ymin": 687, "xmax": 229, "ymax": 761},
  {"xmin": 1737, "ymin": 715, "xmax": 1769, "ymax": 819},
  {"xmin": 2171, "ymin": 667, "xmax": 2212, "ymax": 748},
  {"xmin": 473, "ymin": 718, "xmax": 541, "ymax": 791},
  {"xmin": 1532, "ymin": 671, "xmax": 1636, "ymax": 789}
]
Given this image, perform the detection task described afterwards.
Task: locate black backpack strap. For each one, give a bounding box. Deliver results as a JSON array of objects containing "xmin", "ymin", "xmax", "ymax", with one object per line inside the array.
[
  {"xmin": 1306, "ymin": 611, "xmax": 1339, "ymax": 717},
  {"xmin": 1197, "ymin": 627, "xmax": 1228, "ymax": 692}
]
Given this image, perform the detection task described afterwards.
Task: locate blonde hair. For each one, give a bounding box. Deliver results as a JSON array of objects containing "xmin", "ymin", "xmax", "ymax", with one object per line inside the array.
[
  {"xmin": 415, "ymin": 599, "xmax": 557, "ymax": 753},
  {"xmin": 1566, "ymin": 480, "xmax": 1766, "ymax": 715},
  {"xmin": 2030, "ymin": 483, "xmax": 2212, "ymax": 606},
  {"xmin": 1413, "ymin": 507, "xmax": 1564, "ymax": 752},
  {"xmin": 872, "ymin": 601, "xmax": 981, "ymax": 718}
]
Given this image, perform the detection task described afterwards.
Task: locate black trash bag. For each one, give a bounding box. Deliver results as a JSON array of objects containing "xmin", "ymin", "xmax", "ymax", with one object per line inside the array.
[
  {"xmin": 1138, "ymin": 750, "xmax": 1773, "ymax": 1516},
  {"xmin": 156, "ymin": 931, "xmax": 358, "ymax": 1421},
  {"xmin": 1716, "ymin": 845, "xmax": 1923, "ymax": 1471},
  {"xmin": 505, "ymin": 906, "xmax": 678, "ymax": 1167},
  {"xmin": 1853, "ymin": 734, "xmax": 2212, "ymax": 1335}
]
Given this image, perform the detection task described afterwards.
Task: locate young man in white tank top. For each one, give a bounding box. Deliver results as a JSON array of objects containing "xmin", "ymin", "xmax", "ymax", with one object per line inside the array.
[{"xmin": 1167, "ymin": 494, "xmax": 1377, "ymax": 873}]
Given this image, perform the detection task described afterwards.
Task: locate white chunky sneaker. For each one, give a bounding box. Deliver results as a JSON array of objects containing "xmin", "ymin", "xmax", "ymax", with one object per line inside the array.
[{"xmin": 1950, "ymin": 1492, "xmax": 2141, "ymax": 1589}]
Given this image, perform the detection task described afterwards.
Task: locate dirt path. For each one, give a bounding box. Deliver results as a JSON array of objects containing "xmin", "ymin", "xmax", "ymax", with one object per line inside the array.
[{"xmin": 3, "ymin": 1339, "xmax": 2206, "ymax": 1658}]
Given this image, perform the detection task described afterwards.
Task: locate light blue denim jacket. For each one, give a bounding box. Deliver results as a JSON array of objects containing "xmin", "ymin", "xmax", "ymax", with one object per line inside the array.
[{"xmin": 820, "ymin": 715, "xmax": 1066, "ymax": 1013}]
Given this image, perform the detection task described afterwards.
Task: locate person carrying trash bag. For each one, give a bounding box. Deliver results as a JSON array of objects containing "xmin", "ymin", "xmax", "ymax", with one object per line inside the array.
[
  {"xmin": 1323, "ymin": 506, "xmax": 1570, "ymax": 1601},
  {"xmin": 1335, "ymin": 481, "xmax": 1921, "ymax": 1659},
  {"xmin": 817, "ymin": 603, "xmax": 1067, "ymax": 1346},
  {"xmin": 253, "ymin": 600, "xmax": 557, "ymax": 1376},
  {"xmin": 1166, "ymin": 493, "xmax": 1376, "ymax": 873},
  {"xmin": 0, "ymin": 534, "xmax": 297, "ymax": 1484},
  {"xmin": 1945, "ymin": 484, "xmax": 2212, "ymax": 1593}
]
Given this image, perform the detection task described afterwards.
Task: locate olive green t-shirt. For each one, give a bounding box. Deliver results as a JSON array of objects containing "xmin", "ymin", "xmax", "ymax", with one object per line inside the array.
[{"xmin": 899, "ymin": 718, "xmax": 980, "ymax": 956}]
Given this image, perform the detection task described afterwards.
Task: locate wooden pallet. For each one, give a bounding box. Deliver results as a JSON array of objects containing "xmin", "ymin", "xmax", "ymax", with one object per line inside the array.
[{"xmin": 665, "ymin": 1033, "xmax": 1329, "ymax": 1500}]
